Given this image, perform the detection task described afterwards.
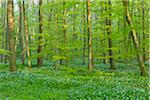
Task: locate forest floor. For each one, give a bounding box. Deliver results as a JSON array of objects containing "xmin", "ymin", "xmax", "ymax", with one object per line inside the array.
[{"xmin": 0, "ymin": 62, "xmax": 149, "ymax": 99}]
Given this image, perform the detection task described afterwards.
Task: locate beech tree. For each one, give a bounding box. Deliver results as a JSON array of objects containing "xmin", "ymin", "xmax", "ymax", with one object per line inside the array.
[
  {"xmin": 106, "ymin": 0, "xmax": 115, "ymax": 70},
  {"xmin": 141, "ymin": 0, "xmax": 146, "ymax": 62},
  {"xmin": 122, "ymin": 0, "xmax": 146, "ymax": 76},
  {"xmin": 23, "ymin": 0, "xmax": 31, "ymax": 68},
  {"xmin": 82, "ymin": 1, "xmax": 87, "ymax": 65},
  {"xmin": 18, "ymin": 0, "xmax": 25, "ymax": 65},
  {"xmin": 86, "ymin": 0, "xmax": 93, "ymax": 71},
  {"xmin": 7, "ymin": 0, "xmax": 17, "ymax": 72},
  {"xmin": 63, "ymin": 0, "xmax": 68, "ymax": 67},
  {"xmin": 37, "ymin": 0, "xmax": 43, "ymax": 66}
]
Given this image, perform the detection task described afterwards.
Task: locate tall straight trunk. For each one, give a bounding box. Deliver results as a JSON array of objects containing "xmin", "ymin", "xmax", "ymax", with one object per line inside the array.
[
  {"xmin": 23, "ymin": 0, "xmax": 31, "ymax": 68},
  {"xmin": 128, "ymin": 0, "xmax": 134, "ymax": 60},
  {"xmin": 37, "ymin": 0, "xmax": 43, "ymax": 66},
  {"xmin": 100, "ymin": 1, "xmax": 106, "ymax": 64},
  {"xmin": 5, "ymin": 0, "xmax": 8, "ymax": 63},
  {"xmin": 82, "ymin": 1, "xmax": 87, "ymax": 65},
  {"xmin": 106, "ymin": 0, "xmax": 115, "ymax": 69},
  {"xmin": 4, "ymin": 0, "xmax": 7, "ymax": 63},
  {"xmin": 117, "ymin": 21, "xmax": 121, "ymax": 60},
  {"xmin": 18, "ymin": 1, "xmax": 25, "ymax": 65},
  {"xmin": 141, "ymin": 0, "xmax": 146, "ymax": 62},
  {"xmin": 53, "ymin": 1, "xmax": 59, "ymax": 69},
  {"xmin": 122, "ymin": 0, "xmax": 146, "ymax": 76},
  {"xmin": 86, "ymin": 0, "xmax": 93, "ymax": 71},
  {"xmin": 72, "ymin": 2, "xmax": 77, "ymax": 62},
  {"xmin": 63, "ymin": 0, "xmax": 68, "ymax": 67},
  {"xmin": 7, "ymin": 0, "xmax": 17, "ymax": 72},
  {"xmin": 1, "ymin": 1, "xmax": 5, "ymax": 62},
  {"xmin": 124, "ymin": 16, "xmax": 127, "ymax": 64}
]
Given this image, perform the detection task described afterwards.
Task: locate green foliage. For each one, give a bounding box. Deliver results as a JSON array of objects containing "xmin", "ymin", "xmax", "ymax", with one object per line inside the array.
[
  {"xmin": 52, "ymin": 55, "xmax": 66, "ymax": 61},
  {"xmin": 0, "ymin": 49, "xmax": 11, "ymax": 56}
]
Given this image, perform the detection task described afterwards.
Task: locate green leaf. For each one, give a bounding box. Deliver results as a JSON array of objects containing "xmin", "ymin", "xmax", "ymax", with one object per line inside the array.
[{"xmin": 0, "ymin": 49, "xmax": 12, "ymax": 56}]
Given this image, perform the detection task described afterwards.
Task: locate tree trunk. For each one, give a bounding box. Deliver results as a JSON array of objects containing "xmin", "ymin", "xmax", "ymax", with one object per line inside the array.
[
  {"xmin": 106, "ymin": 0, "xmax": 115, "ymax": 70},
  {"xmin": 86, "ymin": 0, "xmax": 93, "ymax": 71},
  {"xmin": 18, "ymin": 1, "xmax": 25, "ymax": 65},
  {"xmin": 1, "ymin": 1, "xmax": 5, "ymax": 63},
  {"xmin": 141, "ymin": 0, "xmax": 146, "ymax": 62},
  {"xmin": 5, "ymin": 0, "xmax": 8, "ymax": 63},
  {"xmin": 72, "ymin": 2, "xmax": 77, "ymax": 62},
  {"xmin": 63, "ymin": 0, "xmax": 68, "ymax": 67},
  {"xmin": 82, "ymin": 1, "xmax": 87, "ymax": 65},
  {"xmin": 122, "ymin": 0, "xmax": 146, "ymax": 76},
  {"xmin": 7, "ymin": 0, "xmax": 17, "ymax": 72},
  {"xmin": 100, "ymin": 2, "xmax": 106, "ymax": 64},
  {"xmin": 37, "ymin": 0, "xmax": 43, "ymax": 66},
  {"xmin": 23, "ymin": 0, "xmax": 31, "ymax": 68},
  {"xmin": 4, "ymin": 0, "xmax": 7, "ymax": 63}
]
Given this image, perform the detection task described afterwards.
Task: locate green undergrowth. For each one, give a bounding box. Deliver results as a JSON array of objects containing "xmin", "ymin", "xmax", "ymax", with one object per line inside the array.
[{"xmin": 0, "ymin": 65, "xmax": 149, "ymax": 99}]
